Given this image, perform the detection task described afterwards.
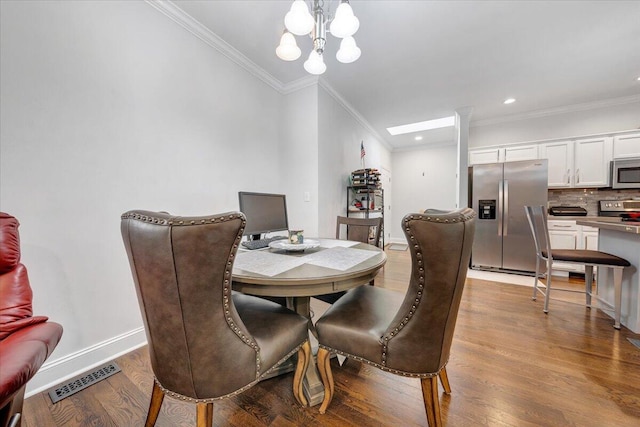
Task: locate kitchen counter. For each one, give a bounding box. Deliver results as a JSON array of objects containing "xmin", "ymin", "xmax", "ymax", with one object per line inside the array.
[
  {"xmin": 575, "ymin": 219, "xmax": 640, "ymax": 333},
  {"xmin": 548, "ymin": 215, "xmax": 619, "ymax": 222},
  {"xmin": 576, "ymin": 219, "xmax": 640, "ymax": 234}
]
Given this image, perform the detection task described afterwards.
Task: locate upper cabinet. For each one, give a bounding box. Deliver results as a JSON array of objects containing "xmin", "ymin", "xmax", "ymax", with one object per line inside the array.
[
  {"xmin": 539, "ymin": 141, "xmax": 573, "ymax": 188},
  {"xmin": 468, "ymin": 147, "xmax": 502, "ymax": 165},
  {"xmin": 573, "ymin": 137, "xmax": 612, "ymax": 187},
  {"xmin": 469, "ymin": 131, "xmax": 627, "ymax": 188},
  {"xmin": 468, "ymin": 144, "xmax": 538, "ymax": 165},
  {"xmin": 539, "ymin": 137, "xmax": 612, "ymax": 188},
  {"xmin": 613, "ymin": 133, "xmax": 640, "ymax": 159},
  {"xmin": 504, "ymin": 144, "xmax": 539, "ymax": 162}
]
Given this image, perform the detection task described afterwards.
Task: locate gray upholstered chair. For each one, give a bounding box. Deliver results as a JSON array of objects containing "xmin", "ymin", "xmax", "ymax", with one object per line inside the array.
[
  {"xmin": 121, "ymin": 210, "xmax": 311, "ymax": 427},
  {"xmin": 524, "ymin": 205, "xmax": 630, "ymax": 329},
  {"xmin": 315, "ymin": 208, "xmax": 475, "ymax": 426},
  {"xmin": 335, "ymin": 215, "xmax": 382, "ymax": 247}
]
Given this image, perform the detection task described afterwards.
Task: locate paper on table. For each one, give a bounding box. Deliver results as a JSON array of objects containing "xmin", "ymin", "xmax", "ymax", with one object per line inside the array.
[
  {"xmin": 304, "ymin": 246, "xmax": 378, "ymax": 271},
  {"xmin": 234, "ymin": 251, "xmax": 307, "ymax": 277},
  {"xmin": 318, "ymin": 239, "xmax": 359, "ymax": 248}
]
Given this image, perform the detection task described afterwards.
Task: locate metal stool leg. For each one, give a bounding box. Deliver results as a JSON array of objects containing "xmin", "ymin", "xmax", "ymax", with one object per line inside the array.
[
  {"xmin": 613, "ymin": 267, "xmax": 623, "ymax": 330},
  {"xmin": 543, "ymin": 258, "xmax": 552, "ymax": 314},
  {"xmin": 584, "ymin": 265, "xmax": 594, "ymax": 307},
  {"xmin": 532, "ymin": 256, "xmax": 540, "ymax": 301}
]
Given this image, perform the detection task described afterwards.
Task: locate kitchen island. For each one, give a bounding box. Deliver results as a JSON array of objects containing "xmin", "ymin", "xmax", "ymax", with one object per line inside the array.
[{"xmin": 577, "ymin": 219, "xmax": 640, "ymax": 333}]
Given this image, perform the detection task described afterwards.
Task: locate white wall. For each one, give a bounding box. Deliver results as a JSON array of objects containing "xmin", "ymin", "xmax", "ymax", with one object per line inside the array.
[
  {"xmin": 0, "ymin": 0, "xmax": 283, "ymax": 393},
  {"xmin": 280, "ymin": 84, "xmax": 319, "ymax": 236},
  {"xmin": 390, "ymin": 144, "xmax": 458, "ymax": 243},
  {"xmin": 470, "ymin": 100, "xmax": 640, "ymax": 148},
  {"xmin": 317, "ymin": 86, "xmax": 391, "ymax": 239}
]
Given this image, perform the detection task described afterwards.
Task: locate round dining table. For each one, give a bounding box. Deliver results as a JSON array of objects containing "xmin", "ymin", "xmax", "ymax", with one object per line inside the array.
[{"xmin": 232, "ymin": 238, "xmax": 387, "ymax": 406}]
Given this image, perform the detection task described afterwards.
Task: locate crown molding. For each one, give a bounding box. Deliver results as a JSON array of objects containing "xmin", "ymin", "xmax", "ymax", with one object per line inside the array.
[
  {"xmin": 472, "ymin": 94, "xmax": 640, "ymax": 128},
  {"xmin": 318, "ymin": 79, "xmax": 393, "ymax": 151},
  {"xmin": 281, "ymin": 75, "xmax": 320, "ymax": 94},
  {"xmin": 145, "ymin": 0, "xmax": 285, "ymax": 93},
  {"xmin": 144, "ymin": 1, "xmax": 393, "ymax": 151}
]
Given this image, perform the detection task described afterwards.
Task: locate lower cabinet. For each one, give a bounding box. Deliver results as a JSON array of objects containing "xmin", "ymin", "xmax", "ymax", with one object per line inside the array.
[{"xmin": 547, "ymin": 220, "xmax": 598, "ymax": 274}]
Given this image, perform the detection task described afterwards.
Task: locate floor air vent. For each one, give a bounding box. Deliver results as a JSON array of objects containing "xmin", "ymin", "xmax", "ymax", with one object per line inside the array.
[{"xmin": 49, "ymin": 362, "xmax": 121, "ymax": 403}]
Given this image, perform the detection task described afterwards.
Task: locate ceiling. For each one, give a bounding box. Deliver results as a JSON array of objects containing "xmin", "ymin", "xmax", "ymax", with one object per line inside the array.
[{"xmin": 172, "ymin": 0, "xmax": 640, "ymax": 150}]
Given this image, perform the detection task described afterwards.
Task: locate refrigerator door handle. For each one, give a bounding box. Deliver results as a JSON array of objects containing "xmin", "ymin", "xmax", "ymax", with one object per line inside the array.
[
  {"xmin": 503, "ymin": 180, "xmax": 509, "ymax": 236},
  {"xmin": 498, "ymin": 180, "xmax": 504, "ymax": 237}
]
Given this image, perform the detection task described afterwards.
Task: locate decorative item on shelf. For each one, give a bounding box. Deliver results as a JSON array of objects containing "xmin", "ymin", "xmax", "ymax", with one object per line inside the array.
[
  {"xmin": 346, "ymin": 185, "xmax": 384, "ymax": 247},
  {"xmin": 351, "ymin": 168, "xmax": 381, "ymax": 188},
  {"xmin": 276, "ymin": 0, "xmax": 361, "ymax": 75}
]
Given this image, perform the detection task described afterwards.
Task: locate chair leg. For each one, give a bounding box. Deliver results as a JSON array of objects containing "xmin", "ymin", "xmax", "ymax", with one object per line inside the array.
[
  {"xmin": 293, "ymin": 341, "xmax": 311, "ymax": 406},
  {"xmin": 317, "ymin": 348, "xmax": 334, "ymax": 414},
  {"xmin": 613, "ymin": 267, "xmax": 623, "ymax": 330},
  {"xmin": 532, "ymin": 257, "xmax": 540, "ymax": 301},
  {"xmin": 584, "ymin": 265, "xmax": 594, "ymax": 307},
  {"xmin": 438, "ymin": 367, "xmax": 451, "ymax": 394},
  {"xmin": 420, "ymin": 376, "xmax": 442, "ymax": 427},
  {"xmin": 144, "ymin": 381, "xmax": 165, "ymax": 427},
  {"xmin": 196, "ymin": 402, "xmax": 213, "ymax": 427},
  {"xmin": 543, "ymin": 258, "xmax": 552, "ymax": 314}
]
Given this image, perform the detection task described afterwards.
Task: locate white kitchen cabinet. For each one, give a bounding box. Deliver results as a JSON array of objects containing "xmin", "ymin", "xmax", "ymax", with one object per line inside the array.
[
  {"xmin": 547, "ymin": 220, "xmax": 580, "ymax": 272},
  {"xmin": 547, "ymin": 220, "xmax": 599, "ymax": 274},
  {"xmin": 469, "ymin": 144, "xmax": 539, "ymax": 165},
  {"xmin": 469, "ymin": 148, "xmax": 502, "ymax": 165},
  {"xmin": 573, "ymin": 137, "xmax": 612, "ymax": 187},
  {"xmin": 504, "ymin": 144, "xmax": 539, "ymax": 162},
  {"xmin": 613, "ymin": 133, "xmax": 640, "ymax": 159},
  {"xmin": 540, "ymin": 138, "xmax": 612, "ymax": 188},
  {"xmin": 540, "ymin": 141, "xmax": 573, "ymax": 188},
  {"xmin": 581, "ymin": 226, "xmax": 599, "ymax": 251}
]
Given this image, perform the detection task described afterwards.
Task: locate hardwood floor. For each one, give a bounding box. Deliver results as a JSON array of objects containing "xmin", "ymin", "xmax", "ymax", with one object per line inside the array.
[{"xmin": 23, "ymin": 247, "xmax": 640, "ymax": 426}]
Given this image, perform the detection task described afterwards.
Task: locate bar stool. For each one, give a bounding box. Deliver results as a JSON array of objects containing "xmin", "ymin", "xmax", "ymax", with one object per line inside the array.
[{"xmin": 524, "ymin": 205, "xmax": 630, "ymax": 329}]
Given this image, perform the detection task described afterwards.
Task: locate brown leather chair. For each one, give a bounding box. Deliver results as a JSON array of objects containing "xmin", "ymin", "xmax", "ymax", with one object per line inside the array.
[
  {"xmin": 121, "ymin": 210, "xmax": 311, "ymax": 427},
  {"xmin": 315, "ymin": 208, "xmax": 475, "ymax": 426},
  {"xmin": 524, "ymin": 205, "xmax": 630, "ymax": 329},
  {"xmin": 314, "ymin": 216, "xmax": 383, "ymax": 305}
]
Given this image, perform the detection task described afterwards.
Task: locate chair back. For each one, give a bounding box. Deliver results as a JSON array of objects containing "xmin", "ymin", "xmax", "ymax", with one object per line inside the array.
[
  {"xmin": 524, "ymin": 205, "xmax": 552, "ymax": 260},
  {"xmin": 335, "ymin": 216, "xmax": 382, "ymax": 246},
  {"xmin": 384, "ymin": 208, "xmax": 475, "ymax": 374},
  {"xmin": 121, "ymin": 210, "xmax": 259, "ymax": 399}
]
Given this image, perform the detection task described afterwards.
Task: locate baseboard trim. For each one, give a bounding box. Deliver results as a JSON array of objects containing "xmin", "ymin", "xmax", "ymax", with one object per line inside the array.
[
  {"xmin": 387, "ymin": 237, "xmax": 407, "ymax": 245},
  {"xmin": 26, "ymin": 327, "xmax": 147, "ymax": 398}
]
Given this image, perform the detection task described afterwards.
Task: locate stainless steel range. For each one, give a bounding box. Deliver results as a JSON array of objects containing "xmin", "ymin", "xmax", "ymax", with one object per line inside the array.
[{"xmin": 598, "ymin": 199, "xmax": 640, "ymax": 221}]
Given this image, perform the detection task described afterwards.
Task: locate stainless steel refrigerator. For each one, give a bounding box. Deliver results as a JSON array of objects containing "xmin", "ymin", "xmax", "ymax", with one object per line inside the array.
[{"xmin": 469, "ymin": 159, "xmax": 548, "ymax": 273}]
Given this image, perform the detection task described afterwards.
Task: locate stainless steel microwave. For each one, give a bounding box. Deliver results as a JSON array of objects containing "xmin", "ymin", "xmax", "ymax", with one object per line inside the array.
[{"xmin": 611, "ymin": 158, "xmax": 640, "ymax": 189}]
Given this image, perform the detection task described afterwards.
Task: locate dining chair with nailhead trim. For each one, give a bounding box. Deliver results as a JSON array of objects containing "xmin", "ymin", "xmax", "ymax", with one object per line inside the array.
[
  {"xmin": 315, "ymin": 208, "xmax": 475, "ymax": 426},
  {"xmin": 121, "ymin": 210, "xmax": 311, "ymax": 426}
]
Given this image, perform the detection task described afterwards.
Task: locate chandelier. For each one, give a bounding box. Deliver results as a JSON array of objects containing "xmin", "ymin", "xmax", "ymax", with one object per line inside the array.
[{"xmin": 276, "ymin": 0, "xmax": 361, "ymax": 75}]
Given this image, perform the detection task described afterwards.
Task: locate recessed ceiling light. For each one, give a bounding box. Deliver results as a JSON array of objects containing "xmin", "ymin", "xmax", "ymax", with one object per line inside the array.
[
  {"xmin": 637, "ymin": 76, "xmax": 640, "ymax": 81},
  {"xmin": 415, "ymin": 136, "xmax": 423, "ymax": 141},
  {"xmin": 503, "ymin": 98, "xmax": 516, "ymax": 105},
  {"xmin": 387, "ymin": 116, "xmax": 455, "ymax": 136}
]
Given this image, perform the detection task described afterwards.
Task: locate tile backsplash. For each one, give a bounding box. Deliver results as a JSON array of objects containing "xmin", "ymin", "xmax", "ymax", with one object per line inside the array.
[{"xmin": 548, "ymin": 188, "xmax": 640, "ymax": 215}]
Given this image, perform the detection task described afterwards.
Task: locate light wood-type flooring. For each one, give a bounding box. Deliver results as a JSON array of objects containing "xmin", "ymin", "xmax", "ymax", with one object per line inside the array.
[{"xmin": 23, "ymin": 247, "xmax": 640, "ymax": 426}]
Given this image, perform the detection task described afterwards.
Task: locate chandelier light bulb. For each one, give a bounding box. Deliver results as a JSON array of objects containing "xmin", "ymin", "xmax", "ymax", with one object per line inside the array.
[
  {"xmin": 336, "ymin": 36, "xmax": 361, "ymax": 63},
  {"xmin": 284, "ymin": 0, "xmax": 315, "ymax": 36},
  {"xmin": 303, "ymin": 50, "xmax": 327, "ymax": 75},
  {"xmin": 276, "ymin": 31, "xmax": 301, "ymax": 61},
  {"xmin": 330, "ymin": 1, "xmax": 359, "ymax": 38}
]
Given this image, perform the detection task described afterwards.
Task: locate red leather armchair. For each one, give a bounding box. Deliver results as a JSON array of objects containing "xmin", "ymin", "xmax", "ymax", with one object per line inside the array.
[{"xmin": 0, "ymin": 213, "xmax": 63, "ymax": 427}]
